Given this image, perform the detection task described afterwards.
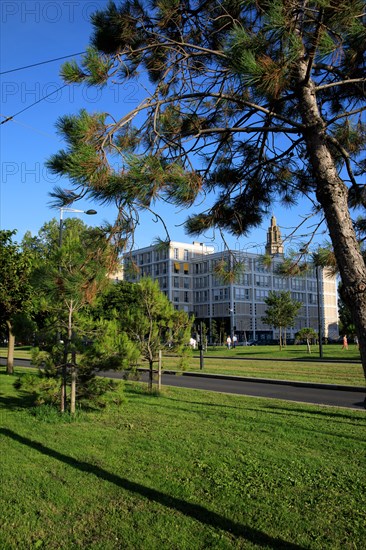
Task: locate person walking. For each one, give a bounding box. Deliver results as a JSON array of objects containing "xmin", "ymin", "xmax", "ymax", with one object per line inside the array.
[
  {"xmin": 232, "ymin": 334, "xmax": 238, "ymax": 348},
  {"xmin": 342, "ymin": 335, "xmax": 348, "ymax": 350},
  {"xmin": 226, "ymin": 336, "xmax": 232, "ymax": 349}
]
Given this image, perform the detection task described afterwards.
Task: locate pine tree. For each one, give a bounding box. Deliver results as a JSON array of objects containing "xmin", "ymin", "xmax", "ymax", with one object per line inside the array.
[
  {"xmin": 29, "ymin": 219, "xmax": 118, "ymax": 412},
  {"xmin": 46, "ymin": 1, "xmax": 366, "ymax": 381},
  {"xmin": 262, "ymin": 291, "xmax": 302, "ymax": 349}
]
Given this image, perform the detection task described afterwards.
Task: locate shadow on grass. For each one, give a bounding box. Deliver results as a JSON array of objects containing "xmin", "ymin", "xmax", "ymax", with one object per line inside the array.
[
  {"xmin": 0, "ymin": 393, "xmax": 35, "ymax": 410},
  {"xmin": 1, "ymin": 427, "xmax": 306, "ymax": 550},
  {"xmin": 0, "ymin": 371, "xmax": 36, "ymax": 410},
  {"xmin": 261, "ymin": 403, "xmax": 366, "ymax": 423}
]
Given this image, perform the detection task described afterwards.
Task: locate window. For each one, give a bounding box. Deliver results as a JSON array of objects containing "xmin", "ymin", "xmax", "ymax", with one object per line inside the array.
[
  {"xmin": 183, "ymin": 262, "xmax": 189, "ymax": 274},
  {"xmin": 292, "ymin": 292, "xmax": 305, "ymax": 302},
  {"xmin": 184, "ymin": 249, "xmax": 189, "ymax": 261},
  {"xmin": 212, "ymin": 288, "xmax": 229, "ymax": 301},
  {"xmin": 255, "ymin": 275, "xmax": 270, "ymax": 287},
  {"xmin": 184, "ymin": 277, "xmax": 190, "ymax": 289},
  {"xmin": 254, "ymin": 260, "xmax": 267, "ymax": 273},
  {"xmin": 174, "ymin": 277, "xmax": 179, "ymax": 288},
  {"xmin": 292, "ymin": 278, "xmax": 306, "ymax": 290},
  {"xmin": 308, "ymin": 293, "xmax": 317, "ymax": 304},
  {"xmin": 307, "ymin": 281, "xmax": 317, "ymax": 292},
  {"xmin": 235, "ymin": 288, "xmax": 250, "ymax": 300},
  {"xmin": 236, "ymin": 273, "xmax": 251, "ymax": 285},
  {"xmin": 255, "ymin": 289, "xmax": 269, "ymax": 300},
  {"xmin": 174, "ymin": 248, "xmax": 179, "ymax": 259},
  {"xmin": 184, "ymin": 291, "xmax": 189, "ymax": 303},
  {"xmin": 174, "ymin": 262, "xmax": 180, "ymax": 274},
  {"xmin": 273, "ymin": 277, "xmax": 288, "ymax": 290}
]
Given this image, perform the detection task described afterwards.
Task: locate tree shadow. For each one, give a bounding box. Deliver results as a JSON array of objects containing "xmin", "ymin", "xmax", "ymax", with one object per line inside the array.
[
  {"xmin": 1, "ymin": 428, "xmax": 306, "ymax": 550},
  {"xmin": 0, "ymin": 393, "xmax": 36, "ymax": 411},
  {"xmin": 256, "ymin": 404, "xmax": 366, "ymax": 425}
]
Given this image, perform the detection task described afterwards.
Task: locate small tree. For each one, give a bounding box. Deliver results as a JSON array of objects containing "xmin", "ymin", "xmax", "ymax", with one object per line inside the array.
[
  {"xmin": 30, "ymin": 219, "xmax": 118, "ymax": 413},
  {"xmin": 210, "ymin": 319, "xmax": 219, "ymax": 349},
  {"xmin": 262, "ymin": 291, "xmax": 301, "ymax": 350},
  {"xmin": 124, "ymin": 278, "xmax": 191, "ymax": 391},
  {"xmin": 296, "ymin": 328, "xmax": 318, "ymax": 354},
  {"xmin": 0, "ymin": 231, "xmax": 34, "ymax": 374}
]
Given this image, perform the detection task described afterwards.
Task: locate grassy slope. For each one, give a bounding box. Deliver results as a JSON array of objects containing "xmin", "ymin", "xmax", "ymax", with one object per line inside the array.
[{"xmin": 1, "ymin": 370, "xmax": 365, "ymax": 549}]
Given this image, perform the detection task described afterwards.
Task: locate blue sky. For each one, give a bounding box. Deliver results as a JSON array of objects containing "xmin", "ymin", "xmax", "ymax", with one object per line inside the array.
[{"xmin": 0, "ymin": 0, "xmax": 327, "ymax": 253}]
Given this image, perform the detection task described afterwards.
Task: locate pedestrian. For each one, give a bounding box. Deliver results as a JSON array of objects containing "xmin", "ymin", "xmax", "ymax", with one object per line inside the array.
[
  {"xmin": 232, "ymin": 334, "xmax": 238, "ymax": 348},
  {"xmin": 354, "ymin": 335, "xmax": 359, "ymax": 348},
  {"xmin": 342, "ymin": 335, "xmax": 348, "ymax": 350},
  {"xmin": 226, "ymin": 335, "xmax": 232, "ymax": 349}
]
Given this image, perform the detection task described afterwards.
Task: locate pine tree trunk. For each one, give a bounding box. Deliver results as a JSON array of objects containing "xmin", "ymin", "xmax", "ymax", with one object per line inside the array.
[
  {"xmin": 295, "ymin": 62, "xmax": 366, "ymax": 384},
  {"xmin": 148, "ymin": 360, "xmax": 154, "ymax": 392},
  {"xmin": 6, "ymin": 320, "xmax": 14, "ymax": 375},
  {"xmin": 70, "ymin": 366, "xmax": 76, "ymax": 414},
  {"xmin": 306, "ymin": 339, "xmax": 311, "ymax": 354},
  {"xmin": 158, "ymin": 350, "xmax": 162, "ymax": 391},
  {"xmin": 60, "ymin": 372, "xmax": 66, "ymax": 413}
]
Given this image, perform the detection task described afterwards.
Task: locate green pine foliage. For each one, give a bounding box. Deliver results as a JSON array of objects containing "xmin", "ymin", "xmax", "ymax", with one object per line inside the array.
[{"xmin": 46, "ymin": 0, "xmax": 366, "ymax": 377}]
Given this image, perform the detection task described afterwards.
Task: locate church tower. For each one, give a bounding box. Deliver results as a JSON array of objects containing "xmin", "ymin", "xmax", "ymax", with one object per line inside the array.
[{"xmin": 265, "ymin": 215, "xmax": 284, "ymax": 256}]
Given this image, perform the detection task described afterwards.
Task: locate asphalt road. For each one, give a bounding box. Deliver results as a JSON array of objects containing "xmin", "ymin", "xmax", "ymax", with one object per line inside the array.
[
  {"xmin": 2, "ymin": 358, "xmax": 365, "ymax": 410},
  {"xmin": 102, "ymin": 369, "xmax": 366, "ymax": 410}
]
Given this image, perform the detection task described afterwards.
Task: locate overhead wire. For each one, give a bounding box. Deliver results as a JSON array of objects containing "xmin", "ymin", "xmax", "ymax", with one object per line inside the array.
[
  {"xmin": 0, "ymin": 84, "xmax": 69, "ymax": 125},
  {"xmin": 0, "ymin": 51, "xmax": 89, "ymax": 125},
  {"xmin": 0, "ymin": 51, "xmax": 87, "ymax": 75}
]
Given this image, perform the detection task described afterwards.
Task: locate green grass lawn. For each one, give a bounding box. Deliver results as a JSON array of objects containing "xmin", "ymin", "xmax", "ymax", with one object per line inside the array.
[
  {"xmin": 1, "ymin": 369, "xmax": 365, "ymax": 549},
  {"xmin": 197, "ymin": 343, "xmax": 362, "ymax": 361},
  {"xmin": 0, "ymin": 345, "xmax": 33, "ymax": 359},
  {"xmin": 1, "ymin": 344, "xmax": 365, "ymax": 386},
  {"xmin": 168, "ymin": 344, "xmax": 365, "ymax": 387},
  {"xmin": 163, "ymin": 356, "xmax": 365, "ymax": 386}
]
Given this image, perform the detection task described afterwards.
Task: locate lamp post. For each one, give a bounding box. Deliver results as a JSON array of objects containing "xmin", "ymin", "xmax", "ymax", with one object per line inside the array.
[
  {"xmin": 59, "ymin": 207, "xmax": 97, "ymax": 247},
  {"xmin": 315, "ymin": 265, "xmax": 324, "ymax": 358},
  {"xmin": 300, "ymin": 247, "xmax": 323, "ymax": 359},
  {"xmin": 58, "ymin": 206, "xmax": 97, "ymax": 413}
]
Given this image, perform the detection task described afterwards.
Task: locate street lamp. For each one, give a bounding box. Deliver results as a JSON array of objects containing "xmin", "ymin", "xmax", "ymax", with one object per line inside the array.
[
  {"xmin": 58, "ymin": 206, "xmax": 97, "ymax": 412},
  {"xmin": 229, "ymin": 306, "xmax": 235, "ymax": 338},
  {"xmin": 315, "ymin": 265, "xmax": 323, "ymax": 358},
  {"xmin": 59, "ymin": 207, "xmax": 97, "ymax": 246},
  {"xmin": 300, "ymin": 247, "xmax": 323, "ymax": 359}
]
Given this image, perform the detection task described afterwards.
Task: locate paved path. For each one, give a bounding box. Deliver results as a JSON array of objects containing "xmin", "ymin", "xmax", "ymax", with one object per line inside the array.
[{"xmin": 101, "ymin": 369, "xmax": 366, "ymax": 410}]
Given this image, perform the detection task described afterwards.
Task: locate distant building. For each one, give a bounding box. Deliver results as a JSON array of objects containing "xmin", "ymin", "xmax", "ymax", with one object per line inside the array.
[
  {"xmin": 265, "ymin": 214, "xmax": 284, "ymax": 256},
  {"xmin": 123, "ymin": 218, "xmax": 339, "ymax": 343}
]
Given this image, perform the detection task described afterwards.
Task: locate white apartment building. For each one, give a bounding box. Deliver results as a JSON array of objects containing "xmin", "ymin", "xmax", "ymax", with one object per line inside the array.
[{"xmin": 123, "ymin": 217, "xmax": 339, "ymax": 343}]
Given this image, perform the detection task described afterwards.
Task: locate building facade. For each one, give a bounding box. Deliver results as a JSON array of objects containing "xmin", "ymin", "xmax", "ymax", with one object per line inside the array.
[{"xmin": 123, "ymin": 218, "xmax": 339, "ymax": 343}]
